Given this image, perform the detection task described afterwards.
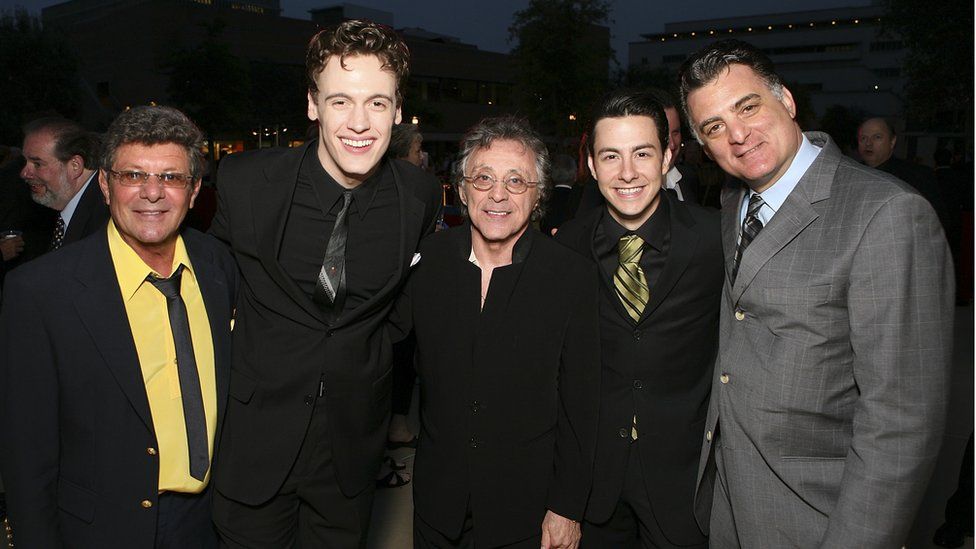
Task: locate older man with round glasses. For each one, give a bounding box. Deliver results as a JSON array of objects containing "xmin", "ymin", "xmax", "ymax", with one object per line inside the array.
[{"xmin": 389, "ymin": 116, "xmax": 600, "ymax": 549}]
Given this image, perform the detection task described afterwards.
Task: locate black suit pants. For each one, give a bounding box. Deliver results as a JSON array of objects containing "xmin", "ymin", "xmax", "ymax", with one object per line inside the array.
[
  {"xmin": 583, "ymin": 440, "xmax": 707, "ymax": 549},
  {"xmin": 213, "ymin": 393, "xmax": 376, "ymax": 549},
  {"xmin": 155, "ymin": 489, "xmax": 218, "ymax": 548}
]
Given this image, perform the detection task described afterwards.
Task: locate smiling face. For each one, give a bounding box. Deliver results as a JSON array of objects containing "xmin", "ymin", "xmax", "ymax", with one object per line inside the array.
[
  {"xmin": 685, "ymin": 63, "xmax": 803, "ymax": 193},
  {"xmin": 21, "ymin": 130, "xmax": 80, "ymax": 210},
  {"xmin": 459, "ymin": 139, "xmax": 540, "ymax": 250},
  {"xmin": 99, "ymin": 142, "xmax": 200, "ymax": 264},
  {"xmin": 857, "ymin": 118, "xmax": 896, "ymax": 168},
  {"xmin": 307, "ymin": 54, "xmax": 402, "ymax": 188},
  {"xmin": 588, "ymin": 115, "xmax": 671, "ymax": 231}
]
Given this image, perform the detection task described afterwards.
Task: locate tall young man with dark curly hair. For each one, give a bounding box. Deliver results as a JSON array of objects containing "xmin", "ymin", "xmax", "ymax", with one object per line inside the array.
[{"xmin": 209, "ymin": 20, "xmax": 442, "ymax": 547}]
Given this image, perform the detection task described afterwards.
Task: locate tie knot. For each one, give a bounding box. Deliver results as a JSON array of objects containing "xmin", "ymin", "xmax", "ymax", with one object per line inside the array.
[
  {"xmin": 618, "ymin": 234, "xmax": 645, "ymax": 263},
  {"xmin": 747, "ymin": 193, "xmax": 765, "ymax": 217},
  {"xmin": 147, "ymin": 264, "xmax": 184, "ymax": 299}
]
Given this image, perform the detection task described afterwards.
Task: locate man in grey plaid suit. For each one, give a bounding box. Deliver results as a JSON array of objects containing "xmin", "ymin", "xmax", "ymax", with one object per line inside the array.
[{"xmin": 679, "ymin": 39, "xmax": 954, "ymax": 548}]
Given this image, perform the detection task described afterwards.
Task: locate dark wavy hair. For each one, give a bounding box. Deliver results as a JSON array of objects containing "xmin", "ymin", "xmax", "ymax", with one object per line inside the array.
[
  {"xmin": 22, "ymin": 117, "xmax": 101, "ymax": 170},
  {"xmin": 306, "ymin": 19, "xmax": 410, "ymax": 107},
  {"xmin": 678, "ymin": 39, "xmax": 784, "ymax": 141},
  {"xmin": 100, "ymin": 105, "xmax": 206, "ymax": 179},
  {"xmin": 586, "ymin": 89, "xmax": 669, "ymax": 157}
]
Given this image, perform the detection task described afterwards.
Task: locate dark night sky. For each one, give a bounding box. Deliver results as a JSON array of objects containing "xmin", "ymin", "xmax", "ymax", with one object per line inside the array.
[{"xmin": 2, "ymin": 0, "xmax": 870, "ymax": 64}]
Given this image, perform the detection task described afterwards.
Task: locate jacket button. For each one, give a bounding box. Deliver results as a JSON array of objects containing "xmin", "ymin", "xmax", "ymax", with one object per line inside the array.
[
  {"xmin": 706, "ymin": 430, "xmax": 712, "ymax": 442},
  {"xmin": 146, "ymin": 447, "xmax": 157, "ymax": 456},
  {"xmin": 618, "ymin": 428, "xmax": 629, "ymax": 438},
  {"xmin": 633, "ymin": 380, "xmax": 642, "ymax": 389},
  {"xmin": 304, "ymin": 395, "xmax": 313, "ymax": 406},
  {"xmin": 734, "ymin": 309, "xmax": 746, "ymax": 321},
  {"xmin": 469, "ymin": 437, "xmax": 479, "ymax": 449},
  {"xmin": 633, "ymin": 330, "xmax": 641, "ymax": 341},
  {"xmin": 470, "ymin": 401, "xmax": 480, "ymax": 413},
  {"xmin": 327, "ymin": 330, "xmax": 335, "ymax": 337},
  {"xmin": 720, "ymin": 373, "xmax": 730, "ymax": 384},
  {"xmin": 141, "ymin": 500, "xmax": 153, "ymax": 509}
]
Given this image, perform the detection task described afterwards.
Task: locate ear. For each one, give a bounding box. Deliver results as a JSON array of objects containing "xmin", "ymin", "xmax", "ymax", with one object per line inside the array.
[
  {"xmin": 394, "ymin": 104, "xmax": 402, "ymax": 125},
  {"xmin": 457, "ymin": 183, "xmax": 468, "ymax": 207},
  {"xmin": 98, "ymin": 169, "xmax": 111, "ymax": 205},
  {"xmin": 307, "ymin": 91, "xmax": 319, "ymax": 121},
  {"xmin": 188, "ymin": 179, "xmax": 202, "ymax": 209},
  {"xmin": 587, "ymin": 154, "xmax": 597, "ymax": 181},
  {"xmin": 661, "ymin": 146, "xmax": 673, "ymax": 176},
  {"xmin": 780, "ymin": 85, "xmax": 797, "ymax": 120},
  {"xmin": 68, "ymin": 154, "xmax": 84, "ymax": 176},
  {"xmin": 891, "ymin": 135, "xmax": 898, "ymax": 148}
]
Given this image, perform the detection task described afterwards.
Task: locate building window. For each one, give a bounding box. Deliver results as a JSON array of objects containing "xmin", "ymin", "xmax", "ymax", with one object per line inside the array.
[{"xmin": 869, "ymin": 40, "xmax": 904, "ymax": 52}]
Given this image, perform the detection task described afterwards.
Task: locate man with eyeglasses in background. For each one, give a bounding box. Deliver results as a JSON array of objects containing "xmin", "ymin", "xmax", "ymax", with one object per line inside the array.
[{"xmin": 0, "ymin": 105, "xmax": 238, "ymax": 548}]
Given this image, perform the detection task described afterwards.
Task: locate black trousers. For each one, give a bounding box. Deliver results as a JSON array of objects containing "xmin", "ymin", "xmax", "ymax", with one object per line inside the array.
[
  {"xmin": 414, "ymin": 507, "xmax": 541, "ymax": 549},
  {"xmin": 155, "ymin": 489, "xmax": 218, "ymax": 549},
  {"xmin": 391, "ymin": 335, "xmax": 417, "ymax": 416},
  {"xmin": 583, "ymin": 441, "xmax": 707, "ymax": 549},
  {"xmin": 213, "ymin": 395, "xmax": 376, "ymax": 549}
]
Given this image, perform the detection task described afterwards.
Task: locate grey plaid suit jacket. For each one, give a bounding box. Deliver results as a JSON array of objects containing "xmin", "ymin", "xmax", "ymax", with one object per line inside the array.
[{"xmin": 695, "ymin": 132, "xmax": 954, "ymax": 548}]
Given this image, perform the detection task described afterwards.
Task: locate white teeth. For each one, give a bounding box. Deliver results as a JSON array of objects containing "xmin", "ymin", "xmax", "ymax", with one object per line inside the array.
[
  {"xmin": 486, "ymin": 210, "xmax": 509, "ymax": 215},
  {"xmin": 617, "ymin": 187, "xmax": 641, "ymax": 195},
  {"xmin": 341, "ymin": 138, "xmax": 373, "ymax": 148}
]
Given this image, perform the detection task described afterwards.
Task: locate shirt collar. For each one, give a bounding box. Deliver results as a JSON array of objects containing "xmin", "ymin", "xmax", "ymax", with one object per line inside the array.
[
  {"xmin": 601, "ymin": 193, "xmax": 670, "ymax": 252},
  {"xmin": 466, "ymin": 223, "xmax": 534, "ymax": 266},
  {"xmin": 740, "ymin": 134, "xmax": 822, "ymax": 225},
  {"xmin": 107, "ymin": 220, "xmax": 192, "ymax": 302},
  {"xmin": 308, "ymin": 142, "xmax": 385, "ymax": 220},
  {"xmin": 60, "ymin": 171, "xmax": 96, "ymax": 226},
  {"xmin": 664, "ymin": 165, "xmax": 682, "ymax": 189}
]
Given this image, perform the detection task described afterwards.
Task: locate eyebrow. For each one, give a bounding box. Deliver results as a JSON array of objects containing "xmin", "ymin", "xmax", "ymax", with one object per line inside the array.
[
  {"xmin": 323, "ymin": 92, "xmax": 394, "ymax": 103},
  {"xmin": 697, "ymin": 93, "xmax": 761, "ymax": 133},
  {"xmin": 596, "ymin": 142, "xmax": 657, "ymax": 155}
]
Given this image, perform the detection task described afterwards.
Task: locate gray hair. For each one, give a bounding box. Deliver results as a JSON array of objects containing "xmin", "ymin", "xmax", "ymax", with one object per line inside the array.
[
  {"xmin": 100, "ymin": 105, "xmax": 206, "ymax": 179},
  {"xmin": 678, "ymin": 39, "xmax": 785, "ymax": 142},
  {"xmin": 452, "ymin": 116, "xmax": 551, "ymax": 220}
]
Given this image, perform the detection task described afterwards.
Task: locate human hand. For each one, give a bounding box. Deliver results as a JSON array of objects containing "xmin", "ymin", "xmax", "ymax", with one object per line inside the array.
[
  {"xmin": 0, "ymin": 235, "xmax": 24, "ymax": 261},
  {"xmin": 541, "ymin": 509, "xmax": 580, "ymax": 549}
]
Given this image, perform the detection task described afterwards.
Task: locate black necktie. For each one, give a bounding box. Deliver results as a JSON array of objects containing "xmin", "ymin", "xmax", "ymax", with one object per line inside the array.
[
  {"xmin": 314, "ymin": 190, "xmax": 353, "ymax": 320},
  {"xmin": 732, "ymin": 193, "xmax": 765, "ymax": 281},
  {"xmin": 50, "ymin": 214, "xmax": 65, "ymax": 251},
  {"xmin": 147, "ymin": 265, "xmax": 209, "ymax": 481}
]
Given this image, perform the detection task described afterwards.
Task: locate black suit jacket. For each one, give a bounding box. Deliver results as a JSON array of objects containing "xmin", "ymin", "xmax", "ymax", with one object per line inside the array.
[
  {"xmin": 62, "ymin": 176, "xmax": 110, "ymax": 246},
  {"xmin": 555, "ymin": 191, "xmax": 722, "ymax": 544},
  {"xmin": 540, "ymin": 185, "xmax": 583, "ymax": 235},
  {"xmin": 0, "ymin": 227, "xmax": 237, "ymax": 548},
  {"xmin": 209, "ymin": 144, "xmax": 441, "ymax": 503},
  {"xmin": 390, "ymin": 226, "xmax": 600, "ymax": 547}
]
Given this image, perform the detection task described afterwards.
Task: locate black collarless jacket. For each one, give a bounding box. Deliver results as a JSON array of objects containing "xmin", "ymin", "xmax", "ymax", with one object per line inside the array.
[
  {"xmin": 390, "ymin": 226, "xmax": 601, "ymax": 547},
  {"xmin": 209, "ymin": 143, "xmax": 442, "ymax": 503},
  {"xmin": 0, "ymin": 227, "xmax": 238, "ymax": 548},
  {"xmin": 555, "ymin": 191, "xmax": 723, "ymax": 544}
]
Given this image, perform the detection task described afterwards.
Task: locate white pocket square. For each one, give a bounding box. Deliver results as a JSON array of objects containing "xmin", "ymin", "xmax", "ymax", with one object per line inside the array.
[{"xmin": 410, "ymin": 253, "xmax": 422, "ymax": 267}]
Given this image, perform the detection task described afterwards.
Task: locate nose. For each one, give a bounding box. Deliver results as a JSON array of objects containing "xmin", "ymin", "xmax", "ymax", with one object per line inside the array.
[
  {"xmin": 139, "ymin": 177, "xmax": 166, "ymax": 202},
  {"xmin": 20, "ymin": 163, "xmax": 31, "ymax": 181},
  {"xmin": 487, "ymin": 180, "xmax": 509, "ymax": 202},
  {"xmin": 348, "ymin": 103, "xmax": 370, "ymax": 133},
  {"xmin": 619, "ymin": 156, "xmax": 638, "ymax": 183},
  {"xmin": 726, "ymin": 120, "xmax": 750, "ymax": 144}
]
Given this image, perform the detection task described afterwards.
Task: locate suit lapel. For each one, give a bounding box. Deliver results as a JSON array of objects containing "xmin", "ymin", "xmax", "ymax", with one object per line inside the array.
[
  {"xmin": 721, "ymin": 185, "xmax": 745, "ymax": 286},
  {"xmin": 641, "ymin": 195, "xmax": 698, "ymax": 321},
  {"xmin": 250, "ymin": 142, "xmax": 324, "ymax": 326},
  {"xmin": 332, "ymin": 160, "xmax": 424, "ymax": 329},
  {"xmin": 730, "ymin": 134, "xmax": 835, "ymax": 303},
  {"xmin": 184, "ymin": 233, "xmax": 231, "ymax": 429},
  {"xmin": 71, "ymin": 233, "xmax": 154, "ymax": 431}
]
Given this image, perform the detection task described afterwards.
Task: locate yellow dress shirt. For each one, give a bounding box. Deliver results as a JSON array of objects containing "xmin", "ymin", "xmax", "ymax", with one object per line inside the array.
[{"xmin": 107, "ymin": 221, "xmax": 217, "ymax": 493}]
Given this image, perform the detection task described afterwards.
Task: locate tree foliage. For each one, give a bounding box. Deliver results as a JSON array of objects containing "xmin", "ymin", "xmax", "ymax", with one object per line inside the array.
[
  {"xmin": 0, "ymin": 9, "xmax": 81, "ymax": 144},
  {"xmin": 884, "ymin": 0, "xmax": 973, "ymax": 130},
  {"xmin": 165, "ymin": 20, "xmax": 251, "ymax": 141},
  {"xmin": 508, "ymin": 0, "xmax": 614, "ymax": 137}
]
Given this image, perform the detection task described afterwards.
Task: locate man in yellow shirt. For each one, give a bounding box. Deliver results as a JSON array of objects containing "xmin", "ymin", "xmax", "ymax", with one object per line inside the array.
[{"xmin": 0, "ymin": 105, "xmax": 238, "ymax": 548}]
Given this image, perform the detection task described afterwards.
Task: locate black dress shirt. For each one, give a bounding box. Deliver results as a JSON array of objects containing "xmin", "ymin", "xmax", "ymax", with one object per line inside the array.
[
  {"xmin": 279, "ymin": 146, "xmax": 400, "ymax": 316},
  {"xmin": 594, "ymin": 196, "xmax": 671, "ymax": 293}
]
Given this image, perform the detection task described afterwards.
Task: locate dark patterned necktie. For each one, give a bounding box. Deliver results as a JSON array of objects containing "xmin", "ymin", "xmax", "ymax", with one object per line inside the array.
[
  {"xmin": 732, "ymin": 193, "xmax": 766, "ymax": 281},
  {"xmin": 50, "ymin": 214, "xmax": 65, "ymax": 251},
  {"xmin": 614, "ymin": 234, "xmax": 649, "ymax": 323},
  {"xmin": 314, "ymin": 190, "xmax": 353, "ymax": 320},
  {"xmin": 146, "ymin": 265, "xmax": 209, "ymax": 481}
]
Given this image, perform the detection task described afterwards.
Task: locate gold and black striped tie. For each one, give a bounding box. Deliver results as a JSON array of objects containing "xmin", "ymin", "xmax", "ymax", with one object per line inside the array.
[{"xmin": 614, "ymin": 234, "xmax": 649, "ymax": 323}]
